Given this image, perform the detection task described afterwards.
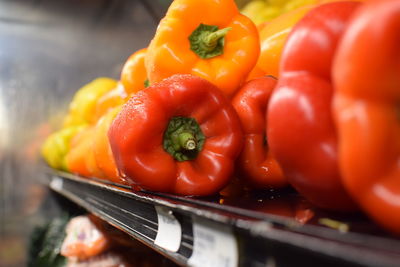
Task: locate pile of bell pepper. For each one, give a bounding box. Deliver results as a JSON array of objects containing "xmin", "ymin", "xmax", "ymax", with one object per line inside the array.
[
  {"xmin": 240, "ymin": 0, "xmax": 323, "ymax": 24},
  {"xmin": 42, "ymin": 0, "xmax": 400, "ymax": 235}
]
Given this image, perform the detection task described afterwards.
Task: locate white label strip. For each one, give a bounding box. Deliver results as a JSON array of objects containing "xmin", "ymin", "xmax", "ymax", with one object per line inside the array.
[
  {"xmin": 154, "ymin": 206, "xmax": 182, "ymax": 252},
  {"xmin": 188, "ymin": 217, "xmax": 238, "ymax": 267},
  {"xmin": 49, "ymin": 176, "xmax": 63, "ymax": 191}
]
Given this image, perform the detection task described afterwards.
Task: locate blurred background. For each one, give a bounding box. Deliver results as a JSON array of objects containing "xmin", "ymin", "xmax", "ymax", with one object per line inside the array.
[{"xmin": 0, "ymin": 0, "xmax": 174, "ymax": 266}]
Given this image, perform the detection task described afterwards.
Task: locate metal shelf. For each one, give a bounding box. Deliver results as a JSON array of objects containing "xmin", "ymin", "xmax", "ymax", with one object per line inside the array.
[{"xmin": 46, "ymin": 170, "xmax": 400, "ymax": 267}]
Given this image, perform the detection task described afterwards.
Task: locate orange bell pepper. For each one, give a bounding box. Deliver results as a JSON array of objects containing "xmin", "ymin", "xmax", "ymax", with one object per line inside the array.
[
  {"xmin": 66, "ymin": 126, "xmax": 104, "ymax": 178},
  {"xmin": 120, "ymin": 48, "xmax": 148, "ymax": 95},
  {"xmin": 94, "ymin": 83, "xmax": 127, "ymax": 121},
  {"xmin": 232, "ymin": 76, "xmax": 287, "ymax": 188},
  {"xmin": 93, "ymin": 106, "xmax": 126, "ymax": 184},
  {"xmin": 333, "ymin": 0, "xmax": 400, "ymax": 234},
  {"xmin": 256, "ymin": 4, "xmax": 315, "ymax": 78},
  {"xmin": 145, "ymin": 0, "xmax": 260, "ymax": 98},
  {"xmin": 246, "ymin": 65, "xmax": 266, "ymax": 81}
]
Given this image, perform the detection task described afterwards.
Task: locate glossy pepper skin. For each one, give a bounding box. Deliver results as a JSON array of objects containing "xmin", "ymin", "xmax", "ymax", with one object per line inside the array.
[
  {"xmin": 93, "ymin": 106, "xmax": 126, "ymax": 184},
  {"xmin": 333, "ymin": 0, "xmax": 400, "ymax": 233},
  {"xmin": 267, "ymin": 1, "xmax": 360, "ymax": 211},
  {"xmin": 108, "ymin": 74, "xmax": 243, "ymax": 196},
  {"xmin": 145, "ymin": 0, "xmax": 260, "ymax": 98},
  {"xmin": 120, "ymin": 48, "xmax": 148, "ymax": 95},
  {"xmin": 232, "ymin": 76, "xmax": 287, "ymax": 188}
]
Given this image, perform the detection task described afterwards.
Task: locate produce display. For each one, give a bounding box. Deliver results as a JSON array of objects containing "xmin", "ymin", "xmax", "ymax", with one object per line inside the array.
[{"xmin": 42, "ymin": 0, "xmax": 400, "ymax": 236}]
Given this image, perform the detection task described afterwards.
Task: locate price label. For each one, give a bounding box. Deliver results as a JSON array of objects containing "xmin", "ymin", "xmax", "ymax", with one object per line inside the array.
[
  {"xmin": 188, "ymin": 217, "xmax": 238, "ymax": 267},
  {"xmin": 154, "ymin": 206, "xmax": 182, "ymax": 252}
]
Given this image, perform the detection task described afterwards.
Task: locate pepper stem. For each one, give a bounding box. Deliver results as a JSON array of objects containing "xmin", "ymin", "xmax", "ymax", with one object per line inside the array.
[
  {"xmin": 178, "ymin": 132, "xmax": 197, "ymax": 150},
  {"xmin": 189, "ymin": 24, "xmax": 232, "ymax": 59},
  {"xmin": 163, "ymin": 117, "xmax": 205, "ymax": 162},
  {"xmin": 202, "ymin": 27, "xmax": 232, "ymax": 52}
]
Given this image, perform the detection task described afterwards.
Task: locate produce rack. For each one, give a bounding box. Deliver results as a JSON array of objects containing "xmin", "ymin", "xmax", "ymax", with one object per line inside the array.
[{"xmin": 46, "ymin": 169, "xmax": 400, "ymax": 267}]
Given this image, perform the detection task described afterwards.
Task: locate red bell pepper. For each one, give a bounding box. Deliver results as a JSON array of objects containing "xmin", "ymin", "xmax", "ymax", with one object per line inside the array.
[
  {"xmin": 108, "ymin": 74, "xmax": 243, "ymax": 196},
  {"xmin": 333, "ymin": 0, "xmax": 400, "ymax": 233},
  {"xmin": 232, "ymin": 76, "xmax": 287, "ymax": 188},
  {"xmin": 267, "ymin": 1, "xmax": 360, "ymax": 211}
]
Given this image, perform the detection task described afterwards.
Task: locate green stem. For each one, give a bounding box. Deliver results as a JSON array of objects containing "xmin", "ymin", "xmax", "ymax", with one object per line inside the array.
[
  {"xmin": 202, "ymin": 27, "xmax": 232, "ymax": 52},
  {"xmin": 144, "ymin": 79, "xmax": 150, "ymax": 88},
  {"xmin": 178, "ymin": 132, "xmax": 196, "ymax": 150},
  {"xmin": 163, "ymin": 117, "xmax": 205, "ymax": 162},
  {"xmin": 189, "ymin": 24, "xmax": 232, "ymax": 59}
]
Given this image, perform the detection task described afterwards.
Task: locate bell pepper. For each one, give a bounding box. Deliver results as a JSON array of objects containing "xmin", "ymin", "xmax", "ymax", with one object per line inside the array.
[
  {"xmin": 241, "ymin": 0, "xmax": 281, "ymax": 24},
  {"xmin": 66, "ymin": 126, "xmax": 104, "ymax": 178},
  {"xmin": 41, "ymin": 126, "xmax": 85, "ymax": 171},
  {"xmin": 241, "ymin": 0, "xmax": 317, "ymax": 24},
  {"xmin": 267, "ymin": 1, "xmax": 360, "ymax": 211},
  {"xmin": 94, "ymin": 82, "xmax": 127, "ymax": 121},
  {"xmin": 248, "ymin": 0, "xmax": 366, "ymax": 79},
  {"xmin": 63, "ymin": 78, "xmax": 118, "ymax": 127},
  {"xmin": 333, "ymin": 0, "xmax": 400, "ymax": 233},
  {"xmin": 256, "ymin": 4, "xmax": 315, "ymax": 78},
  {"xmin": 108, "ymin": 74, "xmax": 243, "ymax": 196},
  {"xmin": 232, "ymin": 76, "xmax": 287, "ymax": 188},
  {"xmin": 145, "ymin": 0, "xmax": 260, "ymax": 98},
  {"xmin": 93, "ymin": 106, "xmax": 126, "ymax": 184},
  {"xmin": 241, "ymin": 0, "xmax": 366, "ymax": 25},
  {"xmin": 246, "ymin": 65, "xmax": 266, "ymax": 81},
  {"xmin": 120, "ymin": 48, "xmax": 148, "ymax": 95}
]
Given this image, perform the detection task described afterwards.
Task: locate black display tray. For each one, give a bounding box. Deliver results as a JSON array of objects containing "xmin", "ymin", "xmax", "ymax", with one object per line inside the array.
[{"xmin": 46, "ymin": 170, "xmax": 400, "ymax": 267}]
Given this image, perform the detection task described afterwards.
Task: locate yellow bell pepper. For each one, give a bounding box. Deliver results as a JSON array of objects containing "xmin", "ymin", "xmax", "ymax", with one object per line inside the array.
[
  {"xmin": 41, "ymin": 126, "xmax": 86, "ymax": 171},
  {"xmin": 241, "ymin": 0, "xmax": 367, "ymax": 25},
  {"xmin": 241, "ymin": 0, "xmax": 318, "ymax": 24},
  {"xmin": 63, "ymin": 78, "xmax": 118, "ymax": 127},
  {"xmin": 241, "ymin": 0, "xmax": 281, "ymax": 24},
  {"xmin": 282, "ymin": 0, "xmax": 320, "ymax": 12}
]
